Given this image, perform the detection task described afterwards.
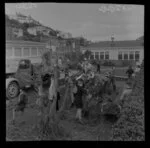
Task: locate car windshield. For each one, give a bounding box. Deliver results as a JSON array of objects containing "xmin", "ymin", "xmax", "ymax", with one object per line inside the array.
[{"xmin": 19, "ymin": 60, "xmax": 30, "ymax": 69}]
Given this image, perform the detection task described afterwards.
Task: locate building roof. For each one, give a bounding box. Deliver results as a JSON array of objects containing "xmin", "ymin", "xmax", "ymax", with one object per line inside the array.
[
  {"xmin": 136, "ymin": 36, "xmax": 144, "ymax": 41},
  {"xmin": 86, "ymin": 40, "xmax": 143, "ymax": 48},
  {"xmin": 6, "ymin": 40, "xmax": 47, "ymax": 47}
]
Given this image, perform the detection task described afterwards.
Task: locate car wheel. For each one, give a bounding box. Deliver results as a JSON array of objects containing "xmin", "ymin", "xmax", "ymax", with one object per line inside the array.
[{"xmin": 7, "ymin": 81, "xmax": 19, "ymax": 99}]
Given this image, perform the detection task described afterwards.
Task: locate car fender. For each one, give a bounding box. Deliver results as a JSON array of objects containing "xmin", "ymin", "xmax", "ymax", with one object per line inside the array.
[{"xmin": 6, "ymin": 78, "xmax": 19, "ymax": 89}]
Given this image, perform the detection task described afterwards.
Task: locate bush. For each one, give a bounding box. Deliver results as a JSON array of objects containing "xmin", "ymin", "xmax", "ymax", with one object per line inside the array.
[
  {"xmin": 102, "ymin": 60, "xmax": 115, "ymax": 67},
  {"xmin": 100, "ymin": 60, "xmax": 136, "ymax": 67},
  {"xmin": 67, "ymin": 62, "xmax": 79, "ymax": 70},
  {"xmin": 121, "ymin": 60, "xmax": 135, "ymax": 67},
  {"xmin": 112, "ymin": 62, "xmax": 144, "ymax": 141}
]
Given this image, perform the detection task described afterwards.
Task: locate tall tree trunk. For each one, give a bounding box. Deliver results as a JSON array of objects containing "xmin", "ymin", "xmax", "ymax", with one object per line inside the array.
[{"xmin": 58, "ymin": 83, "xmax": 69, "ymax": 113}]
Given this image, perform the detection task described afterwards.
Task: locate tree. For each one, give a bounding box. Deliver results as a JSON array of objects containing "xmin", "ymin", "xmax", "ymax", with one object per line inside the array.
[
  {"xmin": 22, "ymin": 23, "xmax": 29, "ymax": 30},
  {"xmin": 38, "ymin": 50, "xmax": 72, "ymax": 140}
]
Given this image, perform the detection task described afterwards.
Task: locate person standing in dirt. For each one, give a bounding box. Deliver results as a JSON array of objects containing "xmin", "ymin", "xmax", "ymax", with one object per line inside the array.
[
  {"xmin": 126, "ymin": 65, "xmax": 134, "ymax": 80},
  {"xmin": 97, "ymin": 62, "xmax": 101, "ymax": 73},
  {"xmin": 110, "ymin": 66, "xmax": 116, "ymax": 92},
  {"xmin": 120, "ymin": 81, "xmax": 133, "ymax": 101},
  {"xmin": 12, "ymin": 88, "xmax": 28, "ymax": 123},
  {"xmin": 73, "ymin": 79, "xmax": 86, "ymax": 124}
]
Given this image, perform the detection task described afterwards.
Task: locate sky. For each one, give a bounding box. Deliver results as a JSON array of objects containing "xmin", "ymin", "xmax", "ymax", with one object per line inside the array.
[{"xmin": 5, "ymin": 3, "xmax": 144, "ymax": 41}]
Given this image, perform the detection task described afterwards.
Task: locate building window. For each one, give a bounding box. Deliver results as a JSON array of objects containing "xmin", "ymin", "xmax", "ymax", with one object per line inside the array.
[
  {"xmin": 124, "ymin": 52, "xmax": 128, "ymax": 60},
  {"xmin": 38, "ymin": 48, "xmax": 43, "ymax": 56},
  {"xmin": 118, "ymin": 52, "xmax": 122, "ymax": 60},
  {"xmin": 129, "ymin": 51, "xmax": 134, "ymax": 60},
  {"xmin": 105, "ymin": 51, "xmax": 109, "ymax": 60},
  {"xmin": 135, "ymin": 51, "xmax": 140, "ymax": 61},
  {"xmin": 31, "ymin": 47, "xmax": 37, "ymax": 56},
  {"xmin": 90, "ymin": 52, "xmax": 94, "ymax": 60},
  {"xmin": 100, "ymin": 52, "xmax": 104, "ymax": 60},
  {"xmin": 23, "ymin": 48, "xmax": 30, "ymax": 57},
  {"xmin": 6, "ymin": 47, "xmax": 13, "ymax": 57},
  {"xmin": 95, "ymin": 52, "xmax": 99, "ymax": 60},
  {"xmin": 14, "ymin": 47, "xmax": 22, "ymax": 57}
]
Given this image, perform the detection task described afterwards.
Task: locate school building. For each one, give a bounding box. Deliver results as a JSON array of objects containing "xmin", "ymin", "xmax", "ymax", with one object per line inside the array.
[{"xmin": 81, "ymin": 40, "xmax": 144, "ymax": 63}]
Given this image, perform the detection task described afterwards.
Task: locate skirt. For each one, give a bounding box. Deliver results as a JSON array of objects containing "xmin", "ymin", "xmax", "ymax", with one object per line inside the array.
[{"xmin": 74, "ymin": 97, "xmax": 83, "ymax": 109}]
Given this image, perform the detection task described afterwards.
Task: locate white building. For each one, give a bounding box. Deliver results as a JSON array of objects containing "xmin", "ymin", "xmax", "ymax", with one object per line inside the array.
[
  {"xmin": 6, "ymin": 40, "xmax": 49, "ymax": 74},
  {"xmin": 27, "ymin": 27, "xmax": 37, "ymax": 36},
  {"xmin": 57, "ymin": 31, "xmax": 72, "ymax": 39},
  {"xmin": 27, "ymin": 26, "xmax": 54, "ymax": 36},
  {"xmin": 12, "ymin": 28, "xmax": 23, "ymax": 37},
  {"xmin": 81, "ymin": 40, "xmax": 144, "ymax": 63}
]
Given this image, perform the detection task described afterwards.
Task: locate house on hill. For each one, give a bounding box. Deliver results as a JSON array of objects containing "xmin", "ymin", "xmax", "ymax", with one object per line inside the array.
[
  {"xmin": 8, "ymin": 12, "xmax": 40, "ymax": 25},
  {"xmin": 27, "ymin": 25, "xmax": 55, "ymax": 36}
]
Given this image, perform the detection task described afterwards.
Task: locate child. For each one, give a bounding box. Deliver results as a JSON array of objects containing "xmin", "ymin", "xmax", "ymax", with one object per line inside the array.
[
  {"xmin": 120, "ymin": 81, "xmax": 133, "ymax": 100},
  {"xmin": 12, "ymin": 88, "xmax": 28, "ymax": 123},
  {"xmin": 126, "ymin": 66, "xmax": 134, "ymax": 80},
  {"xmin": 97, "ymin": 63, "xmax": 101, "ymax": 73},
  {"xmin": 110, "ymin": 67, "xmax": 116, "ymax": 92},
  {"xmin": 73, "ymin": 79, "xmax": 86, "ymax": 124}
]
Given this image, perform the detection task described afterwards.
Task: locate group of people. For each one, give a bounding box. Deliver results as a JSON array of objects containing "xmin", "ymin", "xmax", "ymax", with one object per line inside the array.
[{"xmin": 11, "ymin": 61, "xmax": 141, "ymax": 124}]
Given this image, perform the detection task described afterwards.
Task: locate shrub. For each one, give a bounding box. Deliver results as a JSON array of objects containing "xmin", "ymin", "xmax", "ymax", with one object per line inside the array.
[
  {"xmin": 121, "ymin": 60, "xmax": 134, "ymax": 67},
  {"xmin": 102, "ymin": 60, "xmax": 115, "ymax": 67},
  {"xmin": 112, "ymin": 62, "xmax": 144, "ymax": 141}
]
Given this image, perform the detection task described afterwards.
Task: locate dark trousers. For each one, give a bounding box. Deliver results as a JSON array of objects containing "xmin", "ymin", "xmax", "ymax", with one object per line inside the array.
[
  {"xmin": 97, "ymin": 69, "xmax": 100, "ymax": 73},
  {"xmin": 56, "ymin": 92, "xmax": 60, "ymax": 111},
  {"xmin": 110, "ymin": 77, "xmax": 116, "ymax": 92}
]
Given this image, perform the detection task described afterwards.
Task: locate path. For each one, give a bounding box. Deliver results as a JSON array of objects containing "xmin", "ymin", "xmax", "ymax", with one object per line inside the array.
[{"xmin": 6, "ymin": 72, "xmax": 125, "ymax": 141}]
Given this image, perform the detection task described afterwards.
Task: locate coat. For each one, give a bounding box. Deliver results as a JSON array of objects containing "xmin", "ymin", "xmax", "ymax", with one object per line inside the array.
[{"xmin": 73, "ymin": 85, "xmax": 86, "ymax": 109}]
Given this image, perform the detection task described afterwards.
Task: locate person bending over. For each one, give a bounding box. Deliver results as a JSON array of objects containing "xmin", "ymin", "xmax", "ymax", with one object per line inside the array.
[{"xmin": 12, "ymin": 88, "xmax": 28, "ymax": 123}]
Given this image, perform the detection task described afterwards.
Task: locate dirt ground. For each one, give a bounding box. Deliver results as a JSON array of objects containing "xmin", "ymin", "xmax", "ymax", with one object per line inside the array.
[{"xmin": 6, "ymin": 79, "xmax": 125, "ymax": 141}]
